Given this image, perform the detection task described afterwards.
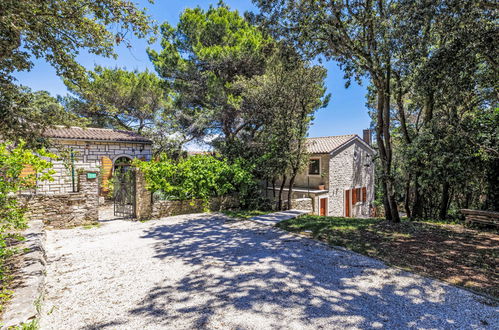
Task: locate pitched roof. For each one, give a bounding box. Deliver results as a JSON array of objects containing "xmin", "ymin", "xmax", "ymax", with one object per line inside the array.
[
  {"xmin": 43, "ymin": 126, "xmax": 152, "ymax": 143},
  {"xmin": 306, "ymin": 134, "xmax": 359, "ymax": 153}
]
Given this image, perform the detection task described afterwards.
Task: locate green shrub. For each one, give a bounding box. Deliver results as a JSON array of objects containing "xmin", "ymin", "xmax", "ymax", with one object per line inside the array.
[
  {"xmin": 134, "ymin": 154, "xmax": 255, "ymax": 206},
  {"xmin": 0, "ymin": 142, "xmax": 55, "ymax": 310}
]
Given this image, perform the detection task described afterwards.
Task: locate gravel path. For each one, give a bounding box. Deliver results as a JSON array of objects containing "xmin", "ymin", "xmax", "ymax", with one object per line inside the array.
[{"xmin": 39, "ymin": 214, "xmax": 498, "ymax": 329}]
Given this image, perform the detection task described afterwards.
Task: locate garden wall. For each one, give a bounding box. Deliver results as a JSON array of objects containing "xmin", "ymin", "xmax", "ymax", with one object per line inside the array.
[
  {"xmin": 19, "ymin": 170, "xmax": 99, "ymax": 228},
  {"xmin": 151, "ymin": 196, "xmax": 239, "ymax": 219},
  {"xmin": 283, "ymin": 198, "xmax": 314, "ymax": 212}
]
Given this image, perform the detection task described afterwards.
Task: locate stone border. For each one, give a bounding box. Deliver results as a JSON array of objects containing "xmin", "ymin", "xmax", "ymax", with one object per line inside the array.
[{"xmin": 1, "ymin": 220, "xmax": 46, "ymax": 328}]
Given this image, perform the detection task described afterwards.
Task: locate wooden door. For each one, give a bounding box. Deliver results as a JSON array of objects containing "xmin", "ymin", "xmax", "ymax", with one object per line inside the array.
[
  {"xmin": 345, "ymin": 190, "xmax": 351, "ymax": 217},
  {"xmin": 320, "ymin": 198, "xmax": 327, "ymax": 216}
]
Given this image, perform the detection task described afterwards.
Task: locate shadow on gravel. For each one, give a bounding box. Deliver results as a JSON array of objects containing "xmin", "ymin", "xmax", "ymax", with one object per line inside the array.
[{"xmin": 130, "ymin": 215, "xmax": 495, "ymax": 329}]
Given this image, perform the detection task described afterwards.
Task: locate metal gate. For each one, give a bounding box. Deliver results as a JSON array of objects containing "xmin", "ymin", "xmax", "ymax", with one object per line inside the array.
[{"xmin": 113, "ymin": 168, "xmax": 136, "ymax": 218}]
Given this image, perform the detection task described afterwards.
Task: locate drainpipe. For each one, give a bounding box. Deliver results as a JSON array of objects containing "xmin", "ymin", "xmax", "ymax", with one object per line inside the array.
[{"xmin": 71, "ymin": 148, "xmax": 76, "ymax": 192}]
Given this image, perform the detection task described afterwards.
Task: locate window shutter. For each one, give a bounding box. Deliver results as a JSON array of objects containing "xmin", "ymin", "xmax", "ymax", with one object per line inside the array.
[
  {"xmin": 362, "ymin": 187, "xmax": 367, "ymax": 202},
  {"xmin": 352, "ymin": 188, "xmax": 357, "ymax": 204},
  {"xmin": 101, "ymin": 156, "xmax": 113, "ymax": 194}
]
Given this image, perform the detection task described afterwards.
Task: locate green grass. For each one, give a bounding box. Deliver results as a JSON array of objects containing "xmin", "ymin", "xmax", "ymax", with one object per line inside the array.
[
  {"xmin": 222, "ymin": 210, "xmax": 271, "ymax": 219},
  {"xmin": 278, "ymin": 215, "xmax": 381, "ymax": 236},
  {"xmin": 278, "ymin": 215, "xmax": 384, "ymax": 254}
]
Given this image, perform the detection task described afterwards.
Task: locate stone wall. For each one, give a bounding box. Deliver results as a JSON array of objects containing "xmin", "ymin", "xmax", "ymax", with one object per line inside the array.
[
  {"xmin": 283, "ymin": 198, "xmax": 313, "ymax": 212},
  {"xmin": 135, "ymin": 170, "xmax": 152, "ymax": 220},
  {"xmin": 20, "ymin": 171, "xmax": 99, "ymax": 228},
  {"xmin": 152, "ymin": 196, "xmax": 239, "ymax": 219},
  {"xmin": 35, "ymin": 139, "xmax": 152, "ymax": 195},
  {"xmin": 328, "ymin": 140, "xmax": 375, "ymax": 217}
]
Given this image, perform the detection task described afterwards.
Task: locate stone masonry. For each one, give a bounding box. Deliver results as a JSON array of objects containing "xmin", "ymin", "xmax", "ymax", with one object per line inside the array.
[
  {"xmin": 135, "ymin": 169, "xmax": 152, "ymax": 220},
  {"xmin": 328, "ymin": 140, "xmax": 374, "ymax": 217},
  {"xmin": 272, "ymin": 135, "xmax": 375, "ymax": 217},
  {"xmin": 20, "ymin": 171, "xmax": 99, "ymax": 228},
  {"xmin": 283, "ymin": 198, "xmax": 314, "ymax": 212},
  {"xmin": 36, "ymin": 139, "xmax": 152, "ymax": 195}
]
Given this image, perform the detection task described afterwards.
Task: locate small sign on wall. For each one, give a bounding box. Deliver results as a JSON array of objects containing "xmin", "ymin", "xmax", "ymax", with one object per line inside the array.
[{"xmin": 86, "ymin": 172, "xmax": 98, "ymax": 179}]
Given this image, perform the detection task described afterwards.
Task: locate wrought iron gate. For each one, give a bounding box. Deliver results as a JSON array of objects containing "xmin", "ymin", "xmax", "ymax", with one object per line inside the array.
[{"xmin": 113, "ymin": 168, "xmax": 136, "ymax": 218}]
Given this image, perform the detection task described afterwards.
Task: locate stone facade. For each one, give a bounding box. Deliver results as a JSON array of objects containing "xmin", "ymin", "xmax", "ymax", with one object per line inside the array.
[
  {"xmin": 20, "ymin": 171, "xmax": 99, "ymax": 228},
  {"xmin": 35, "ymin": 139, "xmax": 152, "ymax": 195},
  {"xmin": 328, "ymin": 140, "xmax": 374, "ymax": 217},
  {"xmin": 273, "ymin": 137, "xmax": 375, "ymax": 217}
]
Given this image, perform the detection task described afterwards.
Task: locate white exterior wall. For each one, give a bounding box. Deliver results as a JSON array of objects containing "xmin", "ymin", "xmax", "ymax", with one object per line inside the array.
[
  {"xmin": 35, "ymin": 139, "xmax": 153, "ymax": 195},
  {"xmin": 328, "ymin": 140, "xmax": 375, "ymax": 217}
]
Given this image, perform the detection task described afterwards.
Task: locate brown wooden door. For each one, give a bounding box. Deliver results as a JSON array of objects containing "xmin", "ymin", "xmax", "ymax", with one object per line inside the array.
[
  {"xmin": 320, "ymin": 198, "xmax": 327, "ymax": 216},
  {"xmin": 345, "ymin": 190, "xmax": 351, "ymax": 217}
]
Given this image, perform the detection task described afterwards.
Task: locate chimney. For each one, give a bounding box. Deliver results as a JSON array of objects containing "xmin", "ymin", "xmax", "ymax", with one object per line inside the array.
[{"xmin": 363, "ymin": 129, "xmax": 372, "ymax": 146}]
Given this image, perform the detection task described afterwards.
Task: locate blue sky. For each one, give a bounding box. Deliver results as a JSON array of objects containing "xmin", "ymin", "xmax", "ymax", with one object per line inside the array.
[{"xmin": 13, "ymin": 0, "xmax": 371, "ymax": 138}]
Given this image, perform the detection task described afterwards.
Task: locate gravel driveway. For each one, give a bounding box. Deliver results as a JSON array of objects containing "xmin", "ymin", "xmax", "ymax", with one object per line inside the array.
[{"xmin": 39, "ymin": 214, "xmax": 498, "ymax": 329}]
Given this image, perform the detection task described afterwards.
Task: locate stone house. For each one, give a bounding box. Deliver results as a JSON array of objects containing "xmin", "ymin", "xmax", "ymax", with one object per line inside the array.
[
  {"xmin": 24, "ymin": 126, "xmax": 153, "ymax": 195},
  {"xmin": 272, "ymin": 133, "xmax": 375, "ymax": 217}
]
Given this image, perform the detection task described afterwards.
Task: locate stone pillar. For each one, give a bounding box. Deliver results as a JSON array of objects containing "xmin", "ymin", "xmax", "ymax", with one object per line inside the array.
[
  {"xmin": 135, "ymin": 169, "xmax": 152, "ymax": 220},
  {"xmin": 78, "ymin": 169, "xmax": 99, "ymax": 222}
]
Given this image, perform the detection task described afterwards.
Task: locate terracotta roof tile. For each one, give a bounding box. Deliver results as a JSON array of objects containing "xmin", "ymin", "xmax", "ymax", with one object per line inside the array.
[
  {"xmin": 43, "ymin": 126, "xmax": 152, "ymax": 143},
  {"xmin": 306, "ymin": 134, "xmax": 357, "ymax": 153}
]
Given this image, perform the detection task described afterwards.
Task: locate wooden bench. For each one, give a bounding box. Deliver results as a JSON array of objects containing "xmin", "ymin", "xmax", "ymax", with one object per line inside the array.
[{"xmin": 460, "ymin": 209, "xmax": 499, "ymax": 227}]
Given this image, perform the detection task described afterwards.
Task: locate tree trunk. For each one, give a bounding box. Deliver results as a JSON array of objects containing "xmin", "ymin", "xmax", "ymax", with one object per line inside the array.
[
  {"xmin": 404, "ymin": 175, "xmax": 411, "ymax": 219},
  {"xmin": 438, "ymin": 181, "xmax": 450, "ymax": 220},
  {"xmin": 411, "ymin": 173, "xmax": 423, "ymax": 219},
  {"xmin": 383, "ymin": 66, "xmax": 400, "ymax": 223},
  {"xmin": 484, "ymin": 158, "xmax": 499, "ymax": 211},
  {"xmin": 287, "ymin": 174, "xmax": 296, "ymax": 211},
  {"xmin": 278, "ymin": 175, "xmax": 287, "ymax": 211},
  {"xmin": 375, "ymin": 81, "xmax": 400, "ymax": 222},
  {"xmin": 272, "ymin": 178, "xmax": 276, "ymax": 198},
  {"xmin": 375, "ymin": 89, "xmax": 393, "ymax": 221}
]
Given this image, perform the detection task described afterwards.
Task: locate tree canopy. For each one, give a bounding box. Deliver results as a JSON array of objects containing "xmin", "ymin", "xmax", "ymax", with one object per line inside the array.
[
  {"xmin": 1, "ymin": 0, "xmax": 155, "ymax": 84},
  {"xmin": 254, "ymin": 0, "xmax": 498, "ymax": 217},
  {"xmin": 65, "ymin": 66, "xmax": 166, "ymax": 133},
  {"xmin": 0, "ymin": 0, "xmax": 156, "ymax": 144},
  {"xmin": 148, "ymin": 3, "xmax": 273, "ymax": 143}
]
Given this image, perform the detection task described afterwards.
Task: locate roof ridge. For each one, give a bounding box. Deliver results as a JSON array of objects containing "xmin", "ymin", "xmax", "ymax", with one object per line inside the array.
[
  {"xmin": 44, "ymin": 126, "xmax": 151, "ymax": 143},
  {"xmin": 306, "ymin": 134, "xmax": 357, "ymax": 140}
]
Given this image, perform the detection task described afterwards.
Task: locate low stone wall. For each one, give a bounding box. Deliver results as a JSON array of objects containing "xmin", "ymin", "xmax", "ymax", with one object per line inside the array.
[
  {"xmin": 1, "ymin": 221, "xmax": 46, "ymax": 327},
  {"xmin": 152, "ymin": 196, "xmax": 239, "ymax": 219},
  {"xmin": 19, "ymin": 171, "xmax": 99, "ymax": 228},
  {"xmin": 283, "ymin": 198, "xmax": 313, "ymax": 212}
]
